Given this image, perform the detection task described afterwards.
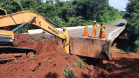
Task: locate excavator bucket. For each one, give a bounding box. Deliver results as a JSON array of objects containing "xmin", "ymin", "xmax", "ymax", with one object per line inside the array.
[{"xmin": 62, "ymin": 29, "xmax": 70, "ymax": 54}]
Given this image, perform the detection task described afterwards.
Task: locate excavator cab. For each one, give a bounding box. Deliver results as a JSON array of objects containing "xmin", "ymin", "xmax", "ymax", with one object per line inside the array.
[
  {"xmin": 0, "ymin": 8, "xmax": 37, "ymax": 62},
  {"xmin": 0, "ymin": 8, "xmax": 13, "ymax": 44}
]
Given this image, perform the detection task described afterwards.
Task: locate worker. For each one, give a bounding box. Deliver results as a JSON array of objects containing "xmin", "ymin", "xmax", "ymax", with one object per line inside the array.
[
  {"xmin": 99, "ymin": 22, "xmax": 106, "ymax": 38},
  {"xmin": 91, "ymin": 21, "xmax": 98, "ymax": 37}
]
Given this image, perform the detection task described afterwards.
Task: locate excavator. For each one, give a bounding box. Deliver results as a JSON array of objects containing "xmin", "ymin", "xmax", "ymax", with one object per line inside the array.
[{"xmin": 0, "ymin": 8, "xmax": 70, "ymax": 63}]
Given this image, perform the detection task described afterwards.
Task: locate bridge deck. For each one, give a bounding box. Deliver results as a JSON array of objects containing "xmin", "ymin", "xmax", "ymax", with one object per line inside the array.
[
  {"xmin": 27, "ymin": 19, "xmax": 126, "ymax": 60},
  {"xmin": 67, "ymin": 19, "xmax": 126, "ymax": 40}
]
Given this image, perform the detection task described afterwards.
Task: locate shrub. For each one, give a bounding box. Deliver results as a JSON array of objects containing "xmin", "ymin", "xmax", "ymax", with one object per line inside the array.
[
  {"xmin": 75, "ymin": 59, "xmax": 87, "ymax": 69},
  {"xmin": 62, "ymin": 68, "xmax": 77, "ymax": 78}
]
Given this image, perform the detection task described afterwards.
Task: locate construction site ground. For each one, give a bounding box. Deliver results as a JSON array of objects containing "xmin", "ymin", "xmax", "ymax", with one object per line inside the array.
[{"xmin": 0, "ymin": 33, "xmax": 139, "ymax": 78}]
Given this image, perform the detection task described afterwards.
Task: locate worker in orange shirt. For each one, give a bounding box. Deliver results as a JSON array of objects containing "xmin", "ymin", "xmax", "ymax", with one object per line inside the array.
[
  {"xmin": 91, "ymin": 21, "xmax": 98, "ymax": 37},
  {"xmin": 100, "ymin": 22, "xmax": 106, "ymax": 38}
]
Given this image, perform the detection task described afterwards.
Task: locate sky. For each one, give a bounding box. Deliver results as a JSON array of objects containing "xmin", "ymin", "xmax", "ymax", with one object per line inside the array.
[
  {"xmin": 109, "ymin": 0, "xmax": 129, "ymax": 11},
  {"xmin": 43, "ymin": 0, "xmax": 129, "ymax": 11}
]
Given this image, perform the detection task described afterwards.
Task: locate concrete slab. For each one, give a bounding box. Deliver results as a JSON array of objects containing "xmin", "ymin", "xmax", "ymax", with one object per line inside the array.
[
  {"xmin": 26, "ymin": 19, "xmax": 126, "ymax": 60},
  {"xmin": 69, "ymin": 37, "xmax": 111, "ymax": 60}
]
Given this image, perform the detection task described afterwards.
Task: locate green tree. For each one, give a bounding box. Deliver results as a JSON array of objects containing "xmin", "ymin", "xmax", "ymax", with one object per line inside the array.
[
  {"xmin": 116, "ymin": 0, "xmax": 139, "ymax": 52},
  {"xmin": 35, "ymin": 3, "xmax": 56, "ymax": 18},
  {"xmin": 0, "ymin": 0, "xmax": 124, "ymax": 32},
  {"xmin": 0, "ymin": 0, "xmax": 22, "ymax": 13},
  {"xmin": 126, "ymin": 0, "xmax": 139, "ymax": 35}
]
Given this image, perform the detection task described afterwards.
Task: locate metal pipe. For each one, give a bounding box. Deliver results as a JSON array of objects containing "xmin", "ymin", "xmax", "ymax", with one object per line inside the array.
[
  {"xmin": 45, "ymin": 19, "xmax": 64, "ymax": 29},
  {"xmin": 12, "ymin": 17, "xmax": 36, "ymax": 32}
]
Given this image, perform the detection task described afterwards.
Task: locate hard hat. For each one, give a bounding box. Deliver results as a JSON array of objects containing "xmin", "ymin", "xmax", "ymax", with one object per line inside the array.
[{"xmin": 94, "ymin": 21, "xmax": 96, "ymax": 22}]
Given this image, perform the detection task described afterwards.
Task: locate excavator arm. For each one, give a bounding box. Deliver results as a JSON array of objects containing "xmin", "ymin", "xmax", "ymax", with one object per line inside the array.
[{"xmin": 0, "ymin": 9, "xmax": 70, "ymax": 54}]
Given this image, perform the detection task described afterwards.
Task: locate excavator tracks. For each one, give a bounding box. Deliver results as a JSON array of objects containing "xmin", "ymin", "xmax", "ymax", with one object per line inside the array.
[{"xmin": 0, "ymin": 46, "xmax": 36, "ymax": 63}]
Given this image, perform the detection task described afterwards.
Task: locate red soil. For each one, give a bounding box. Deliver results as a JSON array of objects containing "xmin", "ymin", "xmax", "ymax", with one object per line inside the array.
[
  {"xmin": 14, "ymin": 33, "xmax": 32, "ymax": 41},
  {"xmin": 0, "ymin": 34, "xmax": 139, "ymax": 78},
  {"xmin": 102, "ymin": 56, "xmax": 139, "ymax": 78},
  {"xmin": 0, "ymin": 34, "xmax": 94, "ymax": 78}
]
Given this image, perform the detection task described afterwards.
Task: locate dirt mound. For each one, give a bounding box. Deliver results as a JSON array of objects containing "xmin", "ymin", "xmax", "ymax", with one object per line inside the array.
[
  {"xmin": 0, "ymin": 50, "xmax": 93, "ymax": 78},
  {"xmin": 0, "ymin": 34, "xmax": 139, "ymax": 78},
  {"xmin": 14, "ymin": 33, "xmax": 32, "ymax": 41},
  {"xmin": 0, "ymin": 34, "xmax": 95, "ymax": 78}
]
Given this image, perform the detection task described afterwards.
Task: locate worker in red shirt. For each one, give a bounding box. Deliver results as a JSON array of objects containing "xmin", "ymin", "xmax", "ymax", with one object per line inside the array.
[{"xmin": 91, "ymin": 21, "xmax": 98, "ymax": 38}]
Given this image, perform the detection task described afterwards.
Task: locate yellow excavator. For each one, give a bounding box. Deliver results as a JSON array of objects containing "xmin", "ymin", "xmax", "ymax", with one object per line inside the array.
[{"xmin": 0, "ymin": 8, "xmax": 70, "ymax": 62}]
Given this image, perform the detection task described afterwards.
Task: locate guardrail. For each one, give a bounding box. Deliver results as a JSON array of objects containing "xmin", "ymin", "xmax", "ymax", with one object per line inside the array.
[{"xmin": 107, "ymin": 25, "xmax": 126, "ymax": 42}]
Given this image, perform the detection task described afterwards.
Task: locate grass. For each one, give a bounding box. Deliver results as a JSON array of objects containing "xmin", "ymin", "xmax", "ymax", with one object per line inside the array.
[
  {"xmin": 86, "ymin": 17, "xmax": 123, "ymax": 26},
  {"xmin": 62, "ymin": 68, "xmax": 77, "ymax": 78},
  {"xmin": 15, "ymin": 27, "xmax": 27, "ymax": 33},
  {"xmin": 120, "ymin": 49, "xmax": 126, "ymax": 53},
  {"xmin": 104, "ymin": 17, "xmax": 123, "ymax": 25},
  {"xmin": 75, "ymin": 59, "xmax": 87, "ymax": 69},
  {"xmin": 125, "ymin": 20, "xmax": 128, "ymax": 24}
]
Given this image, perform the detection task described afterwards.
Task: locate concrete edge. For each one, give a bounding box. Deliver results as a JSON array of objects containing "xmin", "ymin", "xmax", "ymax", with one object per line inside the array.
[
  {"xmin": 107, "ymin": 25, "xmax": 126, "ymax": 41},
  {"xmin": 106, "ymin": 25, "xmax": 126, "ymax": 60},
  {"xmin": 27, "ymin": 25, "xmax": 100, "ymax": 34}
]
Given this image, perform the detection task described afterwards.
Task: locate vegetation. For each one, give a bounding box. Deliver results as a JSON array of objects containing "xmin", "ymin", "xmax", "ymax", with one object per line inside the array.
[
  {"xmin": 126, "ymin": 0, "xmax": 139, "ymax": 52},
  {"xmin": 75, "ymin": 59, "xmax": 86, "ymax": 69},
  {"xmin": 0, "ymin": 0, "xmax": 125, "ymax": 33},
  {"xmin": 0, "ymin": 0, "xmax": 22, "ymax": 13},
  {"xmin": 115, "ymin": 0, "xmax": 139, "ymax": 53},
  {"xmin": 62, "ymin": 68, "xmax": 77, "ymax": 78}
]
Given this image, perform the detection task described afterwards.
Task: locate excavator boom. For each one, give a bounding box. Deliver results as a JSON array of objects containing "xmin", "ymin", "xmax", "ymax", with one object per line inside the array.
[
  {"xmin": 0, "ymin": 9, "xmax": 70, "ymax": 62},
  {"xmin": 0, "ymin": 10, "xmax": 66, "ymax": 39}
]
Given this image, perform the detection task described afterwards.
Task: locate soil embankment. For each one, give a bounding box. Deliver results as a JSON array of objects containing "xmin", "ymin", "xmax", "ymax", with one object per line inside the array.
[
  {"xmin": 0, "ymin": 33, "xmax": 139, "ymax": 78},
  {"xmin": 0, "ymin": 34, "xmax": 94, "ymax": 78}
]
